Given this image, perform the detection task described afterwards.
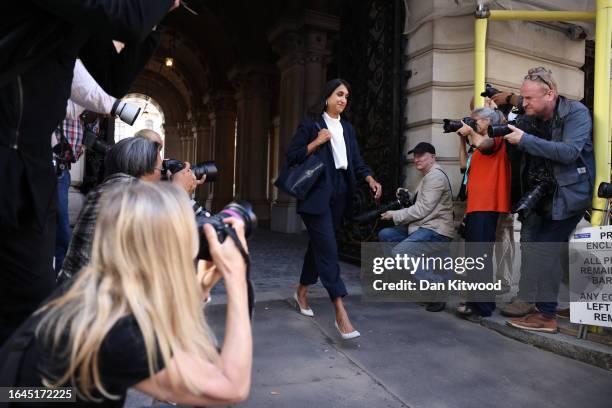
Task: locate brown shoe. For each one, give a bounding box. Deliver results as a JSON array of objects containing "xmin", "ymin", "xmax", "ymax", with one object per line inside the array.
[
  {"xmin": 500, "ymin": 298, "xmax": 535, "ymax": 317},
  {"xmin": 555, "ymin": 308, "xmax": 570, "ymax": 319},
  {"xmin": 506, "ymin": 312, "xmax": 558, "ymax": 333}
]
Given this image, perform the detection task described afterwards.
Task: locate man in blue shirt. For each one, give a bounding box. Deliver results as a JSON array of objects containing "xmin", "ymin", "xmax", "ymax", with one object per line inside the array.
[{"xmin": 503, "ymin": 67, "xmax": 594, "ymax": 333}]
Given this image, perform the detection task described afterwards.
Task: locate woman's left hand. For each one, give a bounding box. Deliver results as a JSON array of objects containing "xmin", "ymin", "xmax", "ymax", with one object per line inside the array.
[{"xmin": 366, "ymin": 176, "xmax": 382, "ymax": 200}]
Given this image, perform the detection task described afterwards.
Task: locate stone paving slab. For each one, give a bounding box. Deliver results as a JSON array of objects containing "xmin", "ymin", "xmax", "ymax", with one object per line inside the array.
[{"xmin": 128, "ymin": 298, "xmax": 612, "ymax": 408}]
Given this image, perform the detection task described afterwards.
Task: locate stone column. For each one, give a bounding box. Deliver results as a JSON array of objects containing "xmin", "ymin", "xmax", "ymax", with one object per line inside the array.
[
  {"xmin": 205, "ymin": 91, "xmax": 237, "ymax": 212},
  {"xmin": 230, "ymin": 65, "xmax": 276, "ymax": 224},
  {"xmin": 270, "ymin": 116, "xmax": 281, "ymax": 203},
  {"xmin": 268, "ymin": 10, "xmax": 339, "ymax": 233},
  {"xmin": 193, "ymin": 111, "xmax": 213, "ymax": 208},
  {"xmin": 163, "ymin": 121, "xmax": 181, "ymax": 160}
]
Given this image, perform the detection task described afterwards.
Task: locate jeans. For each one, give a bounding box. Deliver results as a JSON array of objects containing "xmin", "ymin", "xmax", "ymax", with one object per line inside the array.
[
  {"xmin": 378, "ymin": 226, "xmax": 452, "ymax": 282},
  {"xmin": 55, "ymin": 169, "xmax": 71, "ymax": 274},
  {"xmin": 518, "ymin": 212, "xmax": 583, "ymax": 317}
]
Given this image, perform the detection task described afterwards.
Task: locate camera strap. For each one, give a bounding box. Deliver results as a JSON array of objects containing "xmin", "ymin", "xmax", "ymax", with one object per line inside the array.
[
  {"xmin": 435, "ymin": 168, "xmax": 455, "ymax": 221},
  {"xmin": 224, "ymin": 227, "xmax": 255, "ymax": 321}
]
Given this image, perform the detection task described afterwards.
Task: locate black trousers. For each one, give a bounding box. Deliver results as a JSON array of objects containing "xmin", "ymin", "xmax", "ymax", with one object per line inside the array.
[
  {"xmin": 465, "ymin": 211, "xmax": 499, "ymax": 317},
  {"xmin": 0, "ymin": 193, "xmax": 57, "ymax": 347},
  {"xmin": 299, "ymin": 170, "xmax": 348, "ymax": 301}
]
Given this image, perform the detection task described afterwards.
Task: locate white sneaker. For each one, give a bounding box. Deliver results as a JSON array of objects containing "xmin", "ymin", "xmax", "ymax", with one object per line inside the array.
[
  {"xmin": 335, "ymin": 321, "xmax": 360, "ymax": 340},
  {"xmin": 293, "ymin": 292, "xmax": 314, "ymax": 317}
]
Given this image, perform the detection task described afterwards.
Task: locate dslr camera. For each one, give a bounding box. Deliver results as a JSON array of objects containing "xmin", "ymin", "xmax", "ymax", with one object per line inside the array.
[
  {"xmin": 195, "ymin": 201, "xmax": 257, "ymax": 260},
  {"xmin": 81, "ymin": 99, "xmax": 143, "ymax": 156},
  {"xmin": 480, "ymin": 83, "xmax": 525, "ymax": 115},
  {"xmin": 354, "ymin": 189, "xmax": 415, "ymax": 224},
  {"xmin": 512, "ymin": 165, "xmax": 556, "ymax": 220},
  {"xmin": 443, "ymin": 117, "xmax": 478, "ymax": 134},
  {"xmin": 161, "ymin": 159, "xmax": 218, "ymax": 182},
  {"xmin": 443, "ymin": 115, "xmax": 538, "ymax": 139}
]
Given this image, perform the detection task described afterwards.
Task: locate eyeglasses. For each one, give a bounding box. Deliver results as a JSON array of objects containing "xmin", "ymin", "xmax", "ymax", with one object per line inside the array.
[{"xmin": 524, "ymin": 73, "xmax": 554, "ymax": 91}]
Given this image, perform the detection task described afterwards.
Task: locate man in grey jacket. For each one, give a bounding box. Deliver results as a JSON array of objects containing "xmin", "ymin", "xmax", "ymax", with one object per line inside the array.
[
  {"xmin": 379, "ymin": 142, "xmax": 455, "ymax": 311},
  {"xmin": 503, "ymin": 67, "xmax": 594, "ymax": 333}
]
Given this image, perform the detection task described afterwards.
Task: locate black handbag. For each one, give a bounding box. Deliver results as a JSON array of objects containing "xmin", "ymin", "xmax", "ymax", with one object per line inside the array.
[{"xmin": 274, "ymin": 153, "xmax": 326, "ymax": 200}]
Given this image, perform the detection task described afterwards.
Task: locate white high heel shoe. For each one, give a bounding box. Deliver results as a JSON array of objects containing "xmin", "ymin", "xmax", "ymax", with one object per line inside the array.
[
  {"xmin": 335, "ymin": 321, "xmax": 360, "ymax": 340},
  {"xmin": 293, "ymin": 292, "xmax": 314, "ymax": 317}
]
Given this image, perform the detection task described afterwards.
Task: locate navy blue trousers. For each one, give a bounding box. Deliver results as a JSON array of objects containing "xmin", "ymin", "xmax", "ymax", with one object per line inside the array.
[
  {"xmin": 299, "ymin": 170, "xmax": 348, "ymax": 301},
  {"xmin": 465, "ymin": 211, "xmax": 499, "ymax": 317}
]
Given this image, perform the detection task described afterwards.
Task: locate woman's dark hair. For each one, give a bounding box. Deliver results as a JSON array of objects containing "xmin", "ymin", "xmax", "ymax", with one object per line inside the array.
[
  {"xmin": 307, "ymin": 78, "xmax": 351, "ymax": 118},
  {"xmin": 104, "ymin": 137, "xmax": 160, "ymax": 178}
]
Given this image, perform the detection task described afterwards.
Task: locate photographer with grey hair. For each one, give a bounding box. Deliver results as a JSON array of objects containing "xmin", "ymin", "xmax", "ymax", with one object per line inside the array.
[
  {"xmin": 57, "ymin": 136, "xmax": 163, "ymax": 283},
  {"xmin": 455, "ymin": 106, "xmax": 512, "ymax": 322}
]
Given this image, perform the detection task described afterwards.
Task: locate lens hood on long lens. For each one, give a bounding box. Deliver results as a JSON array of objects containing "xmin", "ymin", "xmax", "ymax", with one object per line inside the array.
[
  {"xmin": 488, "ymin": 125, "xmax": 512, "ymax": 138},
  {"xmin": 598, "ymin": 182, "xmax": 612, "ymax": 199},
  {"xmin": 192, "ymin": 161, "xmax": 218, "ymax": 182},
  {"xmin": 443, "ymin": 119, "xmax": 462, "ymax": 133},
  {"xmin": 220, "ymin": 201, "xmax": 257, "ymax": 238}
]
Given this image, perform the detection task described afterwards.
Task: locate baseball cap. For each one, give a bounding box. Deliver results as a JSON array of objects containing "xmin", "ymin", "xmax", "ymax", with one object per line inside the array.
[{"xmin": 407, "ymin": 142, "xmax": 435, "ymax": 155}]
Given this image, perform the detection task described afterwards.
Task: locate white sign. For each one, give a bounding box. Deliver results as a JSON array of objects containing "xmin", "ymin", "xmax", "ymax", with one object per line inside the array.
[{"xmin": 569, "ymin": 226, "xmax": 612, "ymax": 327}]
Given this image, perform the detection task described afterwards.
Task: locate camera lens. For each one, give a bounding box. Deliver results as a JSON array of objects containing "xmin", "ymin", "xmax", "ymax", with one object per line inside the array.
[
  {"xmin": 191, "ymin": 161, "xmax": 218, "ymax": 182},
  {"xmin": 195, "ymin": 201, "xmax": 257, "ymax": 260},
  {"xmin": 598, "ymin": 182, "xmax": 612, "ymax": 199}
]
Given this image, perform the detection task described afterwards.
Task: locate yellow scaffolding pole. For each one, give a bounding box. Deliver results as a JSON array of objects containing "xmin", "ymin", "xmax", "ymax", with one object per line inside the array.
[
  {"xmin": 488, "ymin": 10, "xmax": 595, "ymax": 21},
  {"xmin": 591, "ymin": 0, "xmax": 612, "ymax": 226},
  {"xmin": 473, "ymin": 17, "xmax": 488, "ymax": 108},
  {"xmin": 473, "ymin": 3, "xmax": 612, "ymax": 227}
]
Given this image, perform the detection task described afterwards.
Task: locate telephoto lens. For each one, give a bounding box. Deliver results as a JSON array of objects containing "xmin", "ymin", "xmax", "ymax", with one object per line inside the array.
[
  {"xmin": 442, "ymin": 117, "xmax": 477, "ymax": 133},
  {"xmin": 161, "ymin": 159, "xmax": 218, "ymax": 182},
  {"xmin": 191, "ymin": 161, "xmax": 218, "ymax": 182},
  {"xmin": 195, "ymin": 201, "xmax": 257, "ymax": 260}
]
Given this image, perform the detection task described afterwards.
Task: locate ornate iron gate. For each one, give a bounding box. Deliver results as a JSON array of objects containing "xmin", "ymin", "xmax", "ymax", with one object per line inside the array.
[{"xmin": 336, "ymin": 0, "xmax": 406, "ymax": 261}]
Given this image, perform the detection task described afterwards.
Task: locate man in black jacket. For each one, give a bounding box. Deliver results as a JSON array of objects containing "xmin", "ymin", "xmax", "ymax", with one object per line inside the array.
[{"xmin": 0, "ymin": 0, "xmax": 177, "ymax": 345}]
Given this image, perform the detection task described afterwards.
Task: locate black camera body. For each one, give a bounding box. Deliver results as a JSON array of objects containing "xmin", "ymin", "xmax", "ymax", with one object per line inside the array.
[
  {"xmin": 443, "ymin": 117, "xmax": 478, "ymax": 134},
  {"xmin": 161, "ymin": 159, "xmax": 218, "ymax": 182},
  {"xmin": 488, "ymin": 115, "xmax": 539, "ymax": 138},
  {"xmin": 480, "ymin": 83, "xmax": 525, "ymax": 115},
  {"xmin": 195, "ymin": 201, "xmax": 257, "ymax": 260},
  {"xmin": 82, "ymin": 122, "xmax": 111, "ymax": 156},
  {"xmin": 598, "ymin": 181, "xmax": 612, "ymax": 199},
  {"xmin": 480, "ymin": 83, "xmax": 501, "ymax": 99},
  {"xmin": 354, "ymin": 189, "xmax": 415, "ymax": 224},
  {"xmin": 512, "ymin": 165, "xmax": 556, "ymax": 219}
]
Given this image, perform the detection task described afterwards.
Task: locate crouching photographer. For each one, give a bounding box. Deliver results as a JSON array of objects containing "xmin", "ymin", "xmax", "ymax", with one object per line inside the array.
[
  {"xmin": 501, "ymin": 67, "xmax": 595, "ymax": 333},
  {"xmin": 0, "ymin": 182, "xmax": 252, "ymax": 406},
  {"xmin": 378, "ymin": 142, "xmax": 455, "ymax": 312}
]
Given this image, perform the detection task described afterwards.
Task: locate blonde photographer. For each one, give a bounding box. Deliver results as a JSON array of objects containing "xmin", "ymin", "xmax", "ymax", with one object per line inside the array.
[{"xmin": 0, "ymin": 182, "xmax": 251, "ymax": 406}]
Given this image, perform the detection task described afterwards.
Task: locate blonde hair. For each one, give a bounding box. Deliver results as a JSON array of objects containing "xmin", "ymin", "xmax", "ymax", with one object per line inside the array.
[
  {"xmin": 134, "ymin": 129, "xmax": 164, "ymax": 146},
  {"xmin": 38, "ymin": 182, "xmax": 218, "ymax": 400},
  {"xmin": 524, "ymin": 66, "xmax": 557, "ymax": 93}
]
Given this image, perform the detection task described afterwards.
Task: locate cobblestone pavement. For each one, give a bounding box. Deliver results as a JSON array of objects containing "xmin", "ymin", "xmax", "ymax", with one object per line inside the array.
[{"xmin": 209, "ymin": 228, "xmax": 363, "ymax": 302}]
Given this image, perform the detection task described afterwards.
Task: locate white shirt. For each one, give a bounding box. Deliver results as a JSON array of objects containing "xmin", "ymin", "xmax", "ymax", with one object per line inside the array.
[
  {"xmin": 67, "ymin": 59, "xmax": 116, "ymax": 119},
  {"xmin": 322, "ymin": 112, "xmax": 348, "ymax": 170}
]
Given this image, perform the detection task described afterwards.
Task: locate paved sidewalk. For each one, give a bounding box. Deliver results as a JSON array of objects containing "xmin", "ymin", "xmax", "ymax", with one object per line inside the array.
[
  {"xmin": 129, "ymin": 298, "xmax": 612, "ymax": 408},
  {"xmin": 125, "ymin": 229, "xmax": 612, "ymax": 407}
]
